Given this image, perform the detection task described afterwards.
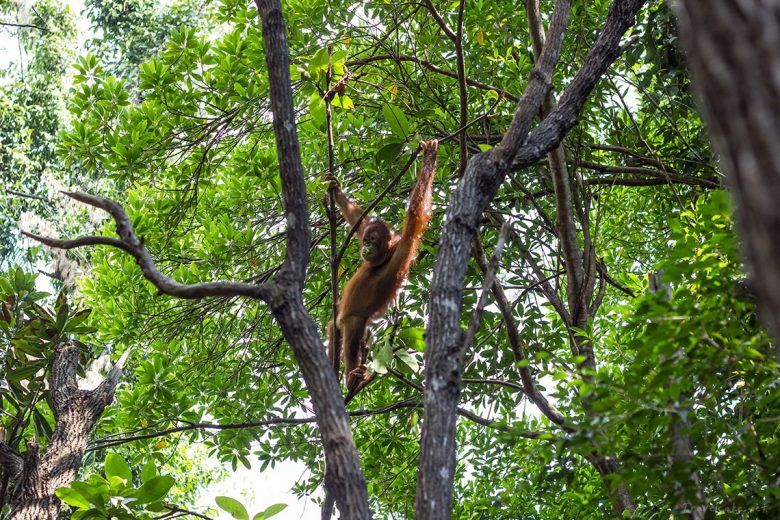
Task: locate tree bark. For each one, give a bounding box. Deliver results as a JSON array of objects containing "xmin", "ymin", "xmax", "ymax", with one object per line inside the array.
[
  {"xmin": 253, "ymin": 1, "xmax": 371, "ymax": 516},
  {"xmin": 416, "ymin": 1, "xmax": 646, "ymax": 518},
  {"xmin": 672, "ymin": 0, "xmax": 780, "ymax": 359},
  {"xmin": 2, "ymin": 342, "xmax": 120, "ymax": 520}
]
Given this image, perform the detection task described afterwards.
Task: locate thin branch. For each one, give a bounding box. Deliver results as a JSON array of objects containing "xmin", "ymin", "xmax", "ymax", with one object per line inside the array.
[
  {"xmin": 325, "ymin": 48, "xmax": 343, "ymax": 380},
  {"xmin": 461, "ymin": 378, "xmax": 524, "ymax": 392},
  {"xmin": 455, "ymin": 0, "xmax": 469, "ymax": 177},
  {"xmin": 0, "ymin": 21, "xmax": 47, "ymax": 31},
  {"xmin": 89, "ymin": 399, "xmax": 529, "ymax": 451},
  {"xmin": 463, "ymin": 222, "xmax": 509, "ymax": 352},
  {"xmin": 579, "ymin": 160, "xmax": 721, "ymax": 188},
  {"xmin": 473, "ymin": 226, "xmax": 570, "ymax": 429},
  {"xmin": 422, "ymin": 0, "xmax": 458, "ymax": 42},
  {"xmin": 159, "ymin": 507, "xmax": 214, "ymax": 520},
  {"xmin": 5, "ymin": 188, "xmax": 50, "ymax": 202},
  {"xmin": 347, "ymin": 54, "xmax": 519, "ymax": 102}
]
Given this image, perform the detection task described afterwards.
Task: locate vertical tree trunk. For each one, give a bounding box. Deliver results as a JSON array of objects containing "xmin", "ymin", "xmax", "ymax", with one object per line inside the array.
[
  {"xmin": 672, "ymin": 0, "xmax": 780, "ymax": 359},
  {"xmin": 416, "ymin": 1, "xmax": 645, "ymax": 517}
]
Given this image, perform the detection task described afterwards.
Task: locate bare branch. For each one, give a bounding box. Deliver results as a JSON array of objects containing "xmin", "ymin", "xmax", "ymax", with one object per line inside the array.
[
  {"xmin": 23, "ymin": 191, "xmax": 268, "ymax": 300},
  {"xmin": 463, "ymin": 223, "xmax": 509, "ymax": 352},
  {"xmin": 90, "ymin": 399, "xmax": 545, "ymax": 451},
  {"xmin": 0, "ymin": 21, "xmax": 47, "ymax": 31}
]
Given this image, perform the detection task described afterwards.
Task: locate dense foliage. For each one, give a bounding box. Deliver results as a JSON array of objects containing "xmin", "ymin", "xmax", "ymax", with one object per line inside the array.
[{"xmin": 1, "ymin": 0, "xmax": 778, "ymax": 518}]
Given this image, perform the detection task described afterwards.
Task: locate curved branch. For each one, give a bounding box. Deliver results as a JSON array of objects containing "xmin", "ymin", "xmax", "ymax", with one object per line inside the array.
[{"xmin": 22, "ymin": 191, "xmax": 268, "ymax": 300}]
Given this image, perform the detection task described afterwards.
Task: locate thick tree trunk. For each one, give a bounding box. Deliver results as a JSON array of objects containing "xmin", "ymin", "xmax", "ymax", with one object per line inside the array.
[
  {"xmin": 416, "ymin": 1, "xmax": 646, "ymax": 518},
  {"xmin": 672, "ymin": 1, "xmax": 780, "ymax": 359},
  {"xmin": 0, "ymin": 342, "xmax": 120, "ymax": 519}
]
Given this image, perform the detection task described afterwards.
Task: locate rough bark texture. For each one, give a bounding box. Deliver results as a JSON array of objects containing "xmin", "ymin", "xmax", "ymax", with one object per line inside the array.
[
  {"xmin": 2, "ymin": 342, "xmax": 120, "ymax": 520},
  {"xmin": 672, "ymin": 0, "xmax": 780, "ymax": 359},
  {"xmin": 253, "ymin": 2, "xmax": 370, "ymax": 517},
  {"xmin": 266, "ymin": 288, "xmax": 370, "ymax": 519},
  {"xmin": 416, "ymin": 1, "xmax": 646, "ymax": 518}
]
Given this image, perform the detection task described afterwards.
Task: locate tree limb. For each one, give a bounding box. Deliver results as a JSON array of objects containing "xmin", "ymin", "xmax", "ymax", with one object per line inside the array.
[{"xmin": 22, "ymin": 192, "xmax": 269, "ymax": 300}]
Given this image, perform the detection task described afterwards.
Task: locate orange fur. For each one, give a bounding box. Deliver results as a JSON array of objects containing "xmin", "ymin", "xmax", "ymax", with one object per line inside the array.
[{"xmin": 328, "ymin": 140, "xmax": 438, "ymax": 396}]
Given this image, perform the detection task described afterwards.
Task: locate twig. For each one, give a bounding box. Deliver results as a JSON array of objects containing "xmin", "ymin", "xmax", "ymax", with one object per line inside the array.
[
  {"xmin": 463, "ymin": 222, "xmax": 509, "ymax": 352},
  {"xmin": 347, "ymin": 53, "xmax": 519, "ymax": 102},
  {"xmin": 0, "ymin": 21, "xmax": 48, "ymax": 31},
  {"xmin": 5, "ymin": 188, "xmax": 50, "ymax": 202},
  {"xmin": 324, "ymin": 47, "xmax": 343, "ymax": 380}
]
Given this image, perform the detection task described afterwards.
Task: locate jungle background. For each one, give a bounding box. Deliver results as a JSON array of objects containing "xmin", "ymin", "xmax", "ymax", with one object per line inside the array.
[{"xmin": 0, "ymin": 0, "xmax": 778, "ymax": 518}]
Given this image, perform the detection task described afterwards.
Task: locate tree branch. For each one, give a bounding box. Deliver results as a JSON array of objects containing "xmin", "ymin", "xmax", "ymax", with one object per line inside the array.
[
  {"xmin": 347, "ymin": 53, "xmax": 519, "ymax": 102},
  {"xmin": 418, "ymin": 1, "xmax": 646, "ymax": 517},
  {"xmin": 22, "ymin": 191, "xmax": 269, "ymax": 300},
  {"xmin": 253, "ymin": 2, "xmax": 371, "ymax": 518},
  {"xmin": 89, "ymin": 399, "xmax": 531, "ymax": 451}
]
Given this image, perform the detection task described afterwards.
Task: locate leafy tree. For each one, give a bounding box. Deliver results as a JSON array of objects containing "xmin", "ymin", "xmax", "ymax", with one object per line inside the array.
[
  {"xmin": 0, "ymin": 0, "xmax": 76, "ymax": 266},
  {"xmin": 83, "ymin": 0, "xmax": 201, "ymax": 89},
  {"xmin": 4, "ymin": 0, "xmax": 779, "ymax": 518}
]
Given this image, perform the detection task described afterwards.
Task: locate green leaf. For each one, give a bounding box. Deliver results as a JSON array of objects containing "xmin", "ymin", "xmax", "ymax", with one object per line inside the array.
[
  {"xmin": 72, "ymin": 508, "xmax": 107, "ymax": 520},
  {"xmin": 396, "ymin": 349, "xmax": 419, "ymax": 372},
  {"xmin": 32, "ymin": 407, "xmax": 53, "ymax": 439},
  {"xmin": 382, "ymin": 104, "xmax": 411, "ymax": 139},
  {"xmin": 332, "ymin": 94, "xmax": 354, "ymax": 110},
  {"xmin": 375, "ymin": 142, "xmax": 403, "ymax": 164},
  {"xmin": 309, "ymin": 93, "xmax": 326, "ymax": 127},
  {"xmin": 55, "ymin": 487, "xmax": 92, "ymax": 509},
  {"xmin": 308, "ymin": 48, "xmax": 329, "ymax": 74},
  {"xmin": 132, "ymin": 475, "xmax": 174, "ymax": 504},
  {"xmin": 398, "ymin": 327, "xmax": 426, "ymax": 352},
  {"xmin": 373, "ymin": 341, "xmax": 392, "ymax": 374},
  {"xmin": 7, "ymin": 363, "xmax": 44, "ymax": 381},
  {"xmin": 141, "ymin": 461, "xmax": 158, "ymax": 483},
  {"xmin": 105, "ymin": 453, "xmax": 133, "ymax": 486},
  {"xmin": 216, "ymin": 496, "xmax": 250, "ymax": 520},
  {"xmin": 71, "ymin": 480, "xmax": 109, "ymax": 509},
  {"xmin": 260, "ymin": 503, "xmax": 288, "ymax": 518}
]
